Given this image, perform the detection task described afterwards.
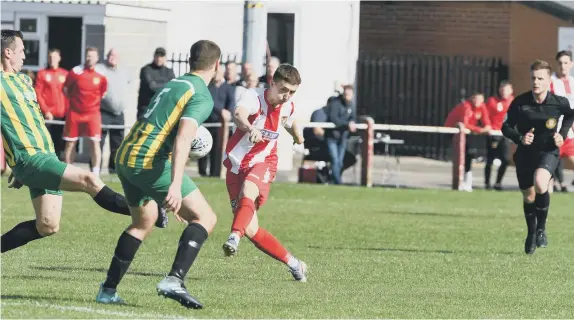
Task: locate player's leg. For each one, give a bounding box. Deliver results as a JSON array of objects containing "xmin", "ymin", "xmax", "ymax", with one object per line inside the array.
[
  {"xmin": 108, "ymin": 128, "xmax": 124, "ymax": 174},
  {"xmin": 463, "ymin": 141, "xmax": 473, "ymax": 192},
  {"xmin": 532, "ymin": 153, "xmax": 560, "ymax": 249},
  {"xmin": 514, "ymin": 151, "xmax": 537, "ymax": 254},
  {"xmin": 326, "ymin": 137, "xmax": 342, "ymax": 185},
  {"xmin": 58, "ymin": 163, "xmax": 168, "ymax": 227},
  {"xmin": 484, "ymin": 136, "xmax": 496, "ymax": 189},
  {"xmin": 494, "ymin": 137, "xmax": 510, "ymax": 190},
  {"xmin": 552, "ymin": 162, "xmax": 567, "ymax": 192},
  {"xmin": 1, "ymin": 191, "xmax": 62, "ymax": 253},
  {"xmin": 87, "ymin": 114, "xmax": 103, "ymax": 175},
  {"xmin": 157, "ymin": 180, "xmax": 217, "ymax": 309},
  {"xmin": 97, "ymin": 198, "xmax": 157, "ymax": 305},
  {"xmin": 224, "ymin": 165, "xmax": 308, "ymax": 281},
  {"xmin": 62, "ymin": 111, "xmax": 79, "ymax": 164}
]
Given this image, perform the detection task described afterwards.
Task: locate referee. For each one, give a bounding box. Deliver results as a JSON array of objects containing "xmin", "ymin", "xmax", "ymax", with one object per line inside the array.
[{"xmin": 502, "ymin": 60, "xmax": 574, "ymax": 255}]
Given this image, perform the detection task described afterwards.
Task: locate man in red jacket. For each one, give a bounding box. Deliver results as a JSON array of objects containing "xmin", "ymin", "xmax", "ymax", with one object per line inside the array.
[
  {"xmin": 63, "ymin": 47, "xmax": 107, "ymax": 175},
  {"xmin": 35, "ymin": 48, "xmax": 69, "ymax": 159},
  {"xmin": 445, "ymin": 93, "xmax": 492, "ymax": 192},
  {"xmin": 484, "ymin": 81, "xmax": 514, "ymax": 190}
]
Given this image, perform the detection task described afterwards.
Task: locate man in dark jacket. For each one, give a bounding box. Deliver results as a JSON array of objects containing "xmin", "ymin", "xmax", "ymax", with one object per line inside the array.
[
  {"xmin": 137, "ymin": 47, "xmax": 175, "ymax": 120},
  {"xmin": 326, "ymin": 85, "xmax": 357, "ymax": 184},
  {"xmin": 198, "ymin": 65, "xmax": 235, "ymax": 177}
]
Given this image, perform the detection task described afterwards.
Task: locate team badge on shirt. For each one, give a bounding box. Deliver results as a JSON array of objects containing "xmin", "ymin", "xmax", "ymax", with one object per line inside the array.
[
  {"xmin": 546, "ymin": 118, "xmax": 557, "ymax": 129},
  {"xmin": 45, "ymin": 74, "xmax": 52, "ymax": 82},
  {"xmin": 59, "ymin": 75, "xmax": 66, "ymax": 83},
  {"xmin": 475, "ymin": 112, "xmax": 482, "ymax": 120},
  {"xmin": 93, "ymin": 77, "xmax": 101, "ymax": 85},
  {"xmin": 497, "ymin": 102, "xmax": 504, "ymax": 112}
]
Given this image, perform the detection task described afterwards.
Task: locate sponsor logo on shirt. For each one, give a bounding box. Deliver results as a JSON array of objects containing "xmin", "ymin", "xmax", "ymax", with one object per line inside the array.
[
  {"xmin": 93, "ymin": 77, "xmax": 101, "ymax": 85},
  {"xmin": 59, "ymin": 75, "xmax": 66, "ymax": 83},
  {"xmin": 260, "ymin": 129, "xmax": 279, "ymax": 140}
]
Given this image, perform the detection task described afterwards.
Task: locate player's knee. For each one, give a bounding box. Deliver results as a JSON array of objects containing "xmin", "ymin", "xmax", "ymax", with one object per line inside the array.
[
  {"xmin": 245, "ymin": 224, "xmax": 259, "ymax": 238},
  {"xmin": 36, "ymin": 217, "xmax": 60, "ymax": 236},
  {"xmin": 522, "ymin": 192, "xmax": 536, "ymax": 203},
  {"xmin": 240, "ymin": 181, "xmax": 259, "ymax": 200},
  {"xmin": 200, "ymin": 209, "xmax": 217, "ymax": 234}
]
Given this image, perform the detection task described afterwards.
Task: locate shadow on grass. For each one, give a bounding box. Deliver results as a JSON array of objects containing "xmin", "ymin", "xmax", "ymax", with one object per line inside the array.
[
  {"xmin": 30, "ymin": 266, "xmax": 168, "ymax": 278},
  {"xmin": 307, "ymin": 245, "xmax": 518, "ymax": 255},
  {"xmin": 2, "ymin": 274, "xmax": 72, "ymax": 281},
  {"xmin": 1, "ymin": 294, "xmax": 88, "ymax": 304}
]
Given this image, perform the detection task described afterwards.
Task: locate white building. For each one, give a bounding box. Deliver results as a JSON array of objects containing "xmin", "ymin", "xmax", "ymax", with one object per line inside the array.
[{"xmin": 1, "ymin": 0, "xmax": 360, "ymax": 171}]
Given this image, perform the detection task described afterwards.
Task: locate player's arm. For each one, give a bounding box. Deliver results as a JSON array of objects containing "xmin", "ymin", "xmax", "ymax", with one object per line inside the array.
[
  {"xmin": 285, "ymin": 120, "xmax": 304, "ymax": 145},
  {"xmin": 233, "ymin": 90, "xmax": 262, "ymax": 142},
  {"xmin": 62, "ymin": 73, "xmax": 74, "ymax": 97},
  {"xmin": 558, "ymin": 100, "xmax": 574, "ymax": 139},
  {"xmin": 165, "ymin": 92, "xmax": 212, "ymax": 213},
  {"xmin": 462, "ymin": 111, "xmax": 484, "ymax": 134},
  {"xmin": 34, "ymin": 72, "xmax": 51, "ymax": 117},
  {"xmin": 501, "ymin": 100, "xmax": 522, "ymax": 144}
]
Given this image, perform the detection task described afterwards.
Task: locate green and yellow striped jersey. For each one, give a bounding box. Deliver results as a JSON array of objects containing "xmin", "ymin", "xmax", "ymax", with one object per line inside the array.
[
  {"xmin": 1, "ymin": 71, "xmax": 55, "ymax": 167},
  {"xmin": 116, "ymin": 73, "xmax": 213, "ymax": 169}
]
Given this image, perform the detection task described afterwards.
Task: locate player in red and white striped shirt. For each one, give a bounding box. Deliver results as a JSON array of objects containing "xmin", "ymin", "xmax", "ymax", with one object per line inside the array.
[
  {"xmin": 222, "ymin": 64, "xmax": 308, "ymax": 282},
  {"xmin": 550, "ymin": 50, "xmax": 574, "ymax": 191}
]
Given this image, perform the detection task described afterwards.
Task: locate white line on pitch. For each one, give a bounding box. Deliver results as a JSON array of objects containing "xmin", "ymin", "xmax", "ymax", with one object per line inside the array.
[{"xmin": 1, "ymin": 301, "xmax": 191, "ymax": 319}]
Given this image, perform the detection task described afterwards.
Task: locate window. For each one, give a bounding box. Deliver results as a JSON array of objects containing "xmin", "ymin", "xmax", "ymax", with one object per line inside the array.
[
  {"xmin": 20, "ymin": 18, "xmax": 38, "ymax": 33},
  {"xmin": 23, "ymin": 40, "xmax": 40, "ymax": 67}
]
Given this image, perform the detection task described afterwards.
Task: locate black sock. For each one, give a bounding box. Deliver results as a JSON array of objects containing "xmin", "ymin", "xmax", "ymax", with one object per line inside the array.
[
  {"xmin": 496, "ymin": 161, "xmax": 508, "ymax": 185},
  {"xmin": 103, "ymin": 231, "xmax": 142, "ymax": 290},
  {"xmin": 535, "ymin": 192, "xmax": 550, "ymax": 231},
  {"xmin": 523, "ymin": 202, "xmax": 537, "ymax": 234},
  {"xmin": 168, "ymin": 223, "xmax": 208, "ymax": 281},
  {"xmin": 1, "ymin": 220, "xmax": 43, "ymax": 253},
  {"xmin": 93, "ymin": 186, "xmax": 130, "ymax": 216}
]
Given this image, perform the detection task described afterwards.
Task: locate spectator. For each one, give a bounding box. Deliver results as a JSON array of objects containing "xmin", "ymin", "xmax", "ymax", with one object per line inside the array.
[
  {"xmin": 225, "ymin": 61, "xmax": 239, "ymax": 84},
  {"xmin": 35, "ymin": 48, "xmax": 68, "ymax": 159},
  {"xmin": 259, "ymin": 56, "xmax": 280, "ymax": 88},
  {"xmin": 98, "ymin": 48, "xmax": 130, "ymax": 174},
  {"xmin": 63, "ymin": 47, "xmax": 107, "ymax": 175},
  {"xmin": 198, "ymin": 65, "xmax": 235, "ymax": 177},
  {"xmin": 325, "ymin": 85, "xmax": 357, "ymax": 185},
  {"xmin": 239, "ymin": 62, "xmax": 253, "ymax": 85},
  {"xmin": 444, "ymin": 93, "xmax": 491, "ymax": 192},
  {"xmin": 137, "ymin": 47, "xmax": 175, "ymax": 120},
  {"xmin": 235, "ymin": 72, "xmax": 262, "ymax": 102}
]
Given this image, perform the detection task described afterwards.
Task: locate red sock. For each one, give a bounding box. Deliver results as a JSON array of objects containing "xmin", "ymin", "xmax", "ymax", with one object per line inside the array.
[
  {"xmin": 231, "ymin": 198, "xmax": 256, "ymax": 237},
  {"xmin": 249, "ymin": 228, "xmax": 289, "ymax": 264}
]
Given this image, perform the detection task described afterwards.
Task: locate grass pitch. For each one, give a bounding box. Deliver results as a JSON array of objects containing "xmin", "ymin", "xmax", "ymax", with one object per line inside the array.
[{"xmin": 1, "ymin": 177, "xmax": 573, "ymax": 318}]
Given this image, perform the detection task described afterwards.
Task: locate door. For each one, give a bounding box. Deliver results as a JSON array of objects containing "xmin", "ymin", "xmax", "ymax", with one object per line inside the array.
[
  {"xmin": 48, "ymin": 17, "xmax": 83, "ymax": 70},
  {"xmin": 15, "ymin": 14, "xmax": 47, "ymax": 72},
  {"xmin": 266, "ymin": 13, "xmax": 295, "ymax": 65}
]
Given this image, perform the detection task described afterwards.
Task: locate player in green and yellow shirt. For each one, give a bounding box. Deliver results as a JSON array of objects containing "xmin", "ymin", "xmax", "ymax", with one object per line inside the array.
[
  {"xmin": 96, "ymin": 40, "xmax": 221, "ymax": 310},
  {"xmin": 0, "ymin": 30, "xmax": 168, "ymax": 255}
]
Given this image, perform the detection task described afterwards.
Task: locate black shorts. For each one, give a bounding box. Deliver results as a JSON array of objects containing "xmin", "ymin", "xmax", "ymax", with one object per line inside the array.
[{"xmin": 513, "ymin": 148, "xmax": 560, "ymax": 190}]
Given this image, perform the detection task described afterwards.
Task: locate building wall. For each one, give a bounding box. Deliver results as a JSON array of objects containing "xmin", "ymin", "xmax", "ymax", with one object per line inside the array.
[
  {"xmin": 359, "ymin": 1, "xmax": 511, "ymax": 60},
  {"xmin": 509, "ymin": 3, "xmax": 574, "ymax": 92},
  {"xmin": 165, "ymin": 1, "xmax": 360, "ymax": 171}
]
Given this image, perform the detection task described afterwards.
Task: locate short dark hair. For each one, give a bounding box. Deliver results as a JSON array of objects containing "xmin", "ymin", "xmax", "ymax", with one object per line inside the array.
[
  {"xmin": 499, "ymin": 80, "xmax": 512, "ymax": 88},
  {"xmin": 272, "ymin": 63, "xmax": 301, "ymax": 86},
  {"xmin": 343, "ymin": 84, "xmax": 354, "ymax": 91},
  {"xmin": 85, "ymin": 47, "xmax": 98, "ymax": 54},
  {"xmin": 49, "ymin": 48, "xmax": 60, "ymax": 55},
  {"xmin": 188, "ymin": 40, "xmax": 221, "ymax": 72},
  {"xmin": 1, "ymin": 29, "xmax": 23, "ymax": 54},
  {"xmin": 556, "ymin": 50, "xmax": 572, "ymax": 61},
  {"xmin": 530, "ymin": 59, "xmax": 552, "ymax": 74}
]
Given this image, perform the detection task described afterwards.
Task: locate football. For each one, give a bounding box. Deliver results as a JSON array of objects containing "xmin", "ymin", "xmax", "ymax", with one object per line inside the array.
[{"xmin": 189, "ymin": 125, "xmax": 213, "ymax": 159}]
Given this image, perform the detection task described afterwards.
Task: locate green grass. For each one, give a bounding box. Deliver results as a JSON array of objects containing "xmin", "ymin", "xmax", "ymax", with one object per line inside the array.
[{"xmin": 1, "ymin": 177, "xmax": 573, "ymax": 319}]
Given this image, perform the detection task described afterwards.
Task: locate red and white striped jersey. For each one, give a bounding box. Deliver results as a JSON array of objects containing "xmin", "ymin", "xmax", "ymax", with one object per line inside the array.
[
  {"xmin": 223, "ymin": 88, "xmax": 296, "ymax": 174},
  {"xmin": 550, "ymin": 73, "xmax": 574, "ymax": 138}
]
